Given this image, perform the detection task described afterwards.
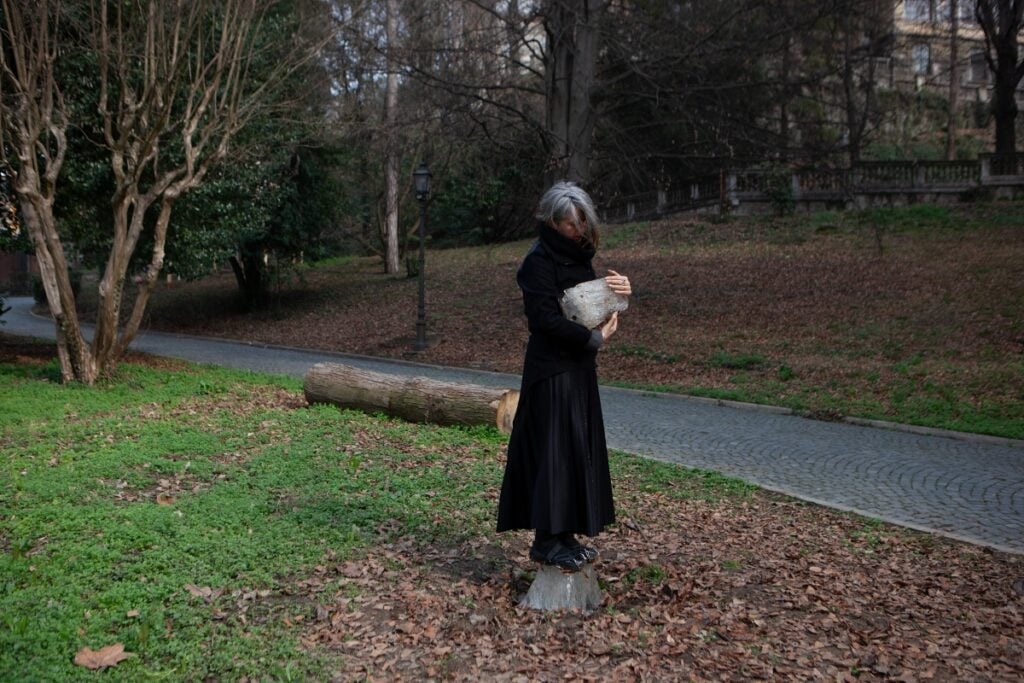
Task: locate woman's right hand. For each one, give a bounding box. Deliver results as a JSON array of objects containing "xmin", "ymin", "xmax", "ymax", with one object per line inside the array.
[{"xmin": 599, "ymin": 312, "xmax": 619, "ymax": 342}]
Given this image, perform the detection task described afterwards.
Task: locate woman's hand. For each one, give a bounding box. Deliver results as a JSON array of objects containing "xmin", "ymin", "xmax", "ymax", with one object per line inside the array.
[
  {"xmin": 599, "ymin": 312, "xmax": 619, "ymax": 342},
  {"xmin": 605, "ymin": 269, "xmax": 631, "ymax": 296}
]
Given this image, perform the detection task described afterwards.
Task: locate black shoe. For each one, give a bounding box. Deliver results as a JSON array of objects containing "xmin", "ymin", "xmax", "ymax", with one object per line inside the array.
[
  {"xmin": 560, "ymin": 533, "xmax": 598, "ymax": 563},
  {"xmin": 529, "ymin": 539, "xmax": 585, "ymax": 572}
]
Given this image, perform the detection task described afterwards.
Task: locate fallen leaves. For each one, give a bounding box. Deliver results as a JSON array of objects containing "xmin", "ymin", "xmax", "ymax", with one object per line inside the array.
[
  {"xmin": 276, "ymin": 488, "xmax": 1024, "ymax": 682},
  {"xmin": 184, "ymin": 584, "xmax": 224, "ymax": 603},
  {"xmin": 132, "ymin": 213, "xmax": 1024, "ymax": 428},
  {"xmin": 73, "ymin": 643, "xmax": 133, "ymax": 670}
]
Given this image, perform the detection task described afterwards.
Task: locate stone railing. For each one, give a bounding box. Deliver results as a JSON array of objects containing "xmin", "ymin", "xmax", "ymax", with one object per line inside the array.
[
  {"xmin": 980, "ymin": 153, "xmax": 1024, "ymax": 178},
  {"xmin": 601, "ymin": 174, "xmax": 722, "ymax": 222},
  {"xmin": 601, "ymin": 157, "xmax": 1024, "ymax": 222}
]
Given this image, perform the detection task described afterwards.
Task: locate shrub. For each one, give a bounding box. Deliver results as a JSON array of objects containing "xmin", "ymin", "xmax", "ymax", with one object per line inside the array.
[{"xmin": 764, "ymin": 166, "xmax": 795, "ymax": 216}]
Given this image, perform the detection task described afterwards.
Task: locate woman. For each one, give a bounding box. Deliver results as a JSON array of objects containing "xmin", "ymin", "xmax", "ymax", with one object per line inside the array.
[{"xmin": 497, "ymin": 181, "xmax": 632, "ymax": 571}]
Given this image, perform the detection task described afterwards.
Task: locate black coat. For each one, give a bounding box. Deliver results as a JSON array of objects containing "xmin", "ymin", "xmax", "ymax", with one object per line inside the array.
[
  {"xmin": 497, "ymin": 222, "xmax": 614, "ymax": 536},
  {"xmin": 517, "ymin": 223, "xmax": 599, "ymax": 391}
]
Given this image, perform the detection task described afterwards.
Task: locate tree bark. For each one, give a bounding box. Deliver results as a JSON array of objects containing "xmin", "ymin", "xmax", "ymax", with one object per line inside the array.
[
  {"xmin": 977, "ymin": 0, "xmax": 1024, "ymax": 155},
  {"xmin": 947, "ymin": 0, "xmax": 960, "ymax": 160},
  {"xmin": 780, "ymin": 31, "xmax": 792, "ymax": 162},
  {"xmin": 993, "ymin": 56, "xmax": 1020, "ymax": 154},
  {"xmin": 384, "ymin": 0, "xmax": 401, "ymax": 274},
  {"xmin": 114, "ymin": 198, "xmax": 175, "ymax": 358},
  {"xmin": 304, "ymin": 362, "xmax": 520, "ymax": 433},
  {"xmin": 229, "ymin": 253, "xmax": 264, "ymax": 311},
  {"xmin": 20, "ymin": 195, "xmax": 96, "ymax": 383},
  {"xmin": 544, "ymin": 0, "xmax": 601, "ymax": 184}
]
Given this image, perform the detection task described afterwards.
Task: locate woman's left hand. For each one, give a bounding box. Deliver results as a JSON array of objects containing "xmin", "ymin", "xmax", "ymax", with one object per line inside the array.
[{"xmin": 605, "ymin": 269, "xmax": 632, "ymax": 296}]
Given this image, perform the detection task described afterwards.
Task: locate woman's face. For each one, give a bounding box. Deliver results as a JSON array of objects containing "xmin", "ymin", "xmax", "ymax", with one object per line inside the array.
[{"xmin": 553, "ymin": 208, "xmax": 585, "ymax": 242}]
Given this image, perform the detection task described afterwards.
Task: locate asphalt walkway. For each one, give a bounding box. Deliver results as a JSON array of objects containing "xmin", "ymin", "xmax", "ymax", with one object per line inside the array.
[{"xmin": 4, "ymin": 296, "xmax": 1023, "ymax": 554}]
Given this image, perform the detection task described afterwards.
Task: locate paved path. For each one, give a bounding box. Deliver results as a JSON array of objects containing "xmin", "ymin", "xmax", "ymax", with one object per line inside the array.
[{"xmin": 4, "ymin": 297, "xmax": 1023, "ymax": 554}]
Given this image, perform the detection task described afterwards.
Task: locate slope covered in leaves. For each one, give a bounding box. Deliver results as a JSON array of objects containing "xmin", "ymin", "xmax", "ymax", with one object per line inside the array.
[{"xmin": 99, "ymin": 203, "xmax": 1024, "ymax": 439}]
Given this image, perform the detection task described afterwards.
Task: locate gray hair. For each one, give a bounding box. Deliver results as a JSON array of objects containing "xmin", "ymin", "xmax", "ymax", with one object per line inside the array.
[{"xmin": 536, "ymin": 181, "xmax": 601, "ymax": 246}]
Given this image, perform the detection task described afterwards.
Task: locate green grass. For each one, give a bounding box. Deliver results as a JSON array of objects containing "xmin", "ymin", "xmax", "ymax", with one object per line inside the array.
[
  {"xmin": 606, "ymin": 368, "xmax": 1024, "ymax": 440},
  {"xmin": 609, "ymin": 449, "xmax": 756, "ymax": 503},
  {"xmin": 601, "ymin": 222, "xmax": 648, "ymax": 249},
  {"xmin": 0, "ymin": 340, "xmax": 754, "ymax": 680}
]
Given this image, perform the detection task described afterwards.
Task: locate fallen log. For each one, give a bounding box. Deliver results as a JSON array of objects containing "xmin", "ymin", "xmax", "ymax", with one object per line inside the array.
[{"xmin": 303, "ymin": 362, "xmax": 520, "ymax": 433}]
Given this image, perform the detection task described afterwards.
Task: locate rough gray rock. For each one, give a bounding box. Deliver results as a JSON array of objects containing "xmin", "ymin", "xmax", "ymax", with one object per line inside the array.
[{"xmin": 559, "ymin": 279, "xmax": 629, "ymax": 329}]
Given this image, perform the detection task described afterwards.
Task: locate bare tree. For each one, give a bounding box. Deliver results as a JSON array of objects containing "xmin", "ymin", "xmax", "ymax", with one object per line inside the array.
[
  {"xmin": 0, "ymin": 0, "xmax": 85, "ymax": 380},
  {"xmin": 975, "ymin": 0, "xmax": 1024, "ymax": 154},
  {"xmin": 1, "ymin": 0, "xmax": 316, "ymax": 383}
]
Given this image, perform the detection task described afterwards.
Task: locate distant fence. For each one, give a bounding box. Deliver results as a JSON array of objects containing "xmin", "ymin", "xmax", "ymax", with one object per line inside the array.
[{"xmin": 601, "ymin": 153, "xmax": 1024, "ymax": 222}]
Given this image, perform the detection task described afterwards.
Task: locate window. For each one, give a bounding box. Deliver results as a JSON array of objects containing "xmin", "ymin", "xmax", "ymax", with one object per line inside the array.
[
  {"xmin": 935, "ymin": 0, "xmax": 975, "ymax": 23},
  {"xmin": 959, "ymin": 0, "xmax": 977, "ymax": 24},
  {"xmin": 904, "ymin": 0, "xmax": 931, "ymax": 21},
  {"xmin": 912, "ymin": 44, "xmax": 931, "ymax": 74},
  {"xmin": 939, "ymin": 0, "xmax": 977, "ymax": 24},
  {"xmin": 970, "ymin": 49, "xmax": 988, "ymax": 83}
]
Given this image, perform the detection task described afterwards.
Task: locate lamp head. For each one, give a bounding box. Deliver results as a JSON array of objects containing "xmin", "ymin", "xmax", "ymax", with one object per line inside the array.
[{"xmin": 413, "ymin": 163, "xmax": 431, "ymax": 200}]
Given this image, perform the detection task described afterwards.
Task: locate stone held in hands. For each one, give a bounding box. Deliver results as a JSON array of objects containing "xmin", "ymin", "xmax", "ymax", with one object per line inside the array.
[{"xmin": 559, "ymin": 278, "xmax": 629, "ymax": 330}]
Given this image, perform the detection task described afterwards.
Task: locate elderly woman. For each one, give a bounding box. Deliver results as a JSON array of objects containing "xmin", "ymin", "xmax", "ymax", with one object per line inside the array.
[{"xmin": 497, "ymin": 181, "xmax": 632, "ymax": 571}]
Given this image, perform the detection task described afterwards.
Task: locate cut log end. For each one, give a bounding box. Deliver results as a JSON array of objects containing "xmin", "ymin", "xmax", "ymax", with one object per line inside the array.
[{"xmin": 496, "ymin": 389, "xmax": 520, "ymax": 434}]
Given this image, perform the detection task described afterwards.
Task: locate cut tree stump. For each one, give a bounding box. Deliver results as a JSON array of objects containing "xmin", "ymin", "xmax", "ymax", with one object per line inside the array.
[
  {"xmin": 303, "ymin": 362, "xmax": 520, "ymax": 433},
  {"xmin": 520, "ymin": 564, "xmax": 603, "ymax": 613}
]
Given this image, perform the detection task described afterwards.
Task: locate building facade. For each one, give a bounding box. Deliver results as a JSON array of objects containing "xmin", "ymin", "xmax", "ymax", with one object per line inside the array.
[{"xmin": 888, "ymin": 1, "xmax": 1011, "ymax": 115}]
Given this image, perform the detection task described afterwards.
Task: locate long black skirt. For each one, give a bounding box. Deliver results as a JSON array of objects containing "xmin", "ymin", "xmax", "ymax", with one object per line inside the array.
[{"xmin": 496, "ymin": 367, "xmax": 615, "ymax": 537}]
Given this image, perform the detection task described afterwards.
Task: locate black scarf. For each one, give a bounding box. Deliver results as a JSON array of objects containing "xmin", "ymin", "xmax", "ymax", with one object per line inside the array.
[{"xmin": 537, "ymin": 221, "xmax": 596, "ymax": 265}]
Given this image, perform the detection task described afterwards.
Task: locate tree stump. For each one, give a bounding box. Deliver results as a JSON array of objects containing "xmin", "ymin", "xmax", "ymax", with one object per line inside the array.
[
  {"xmin": 303, "ymin": 362, "xmax": 520, "ymax": 433},
  {"xmin": 520, "ymin": 565, "xmax": 603, "ymax": 613}
]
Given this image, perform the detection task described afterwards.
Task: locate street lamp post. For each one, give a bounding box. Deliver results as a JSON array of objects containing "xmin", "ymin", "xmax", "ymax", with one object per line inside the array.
[{"xmin": 413, "ymin": 163, "xmax": 431, "ymax": 352}]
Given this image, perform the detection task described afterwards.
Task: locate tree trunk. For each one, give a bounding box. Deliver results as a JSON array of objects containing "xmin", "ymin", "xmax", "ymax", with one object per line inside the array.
[
  {"xmin": 780, "ymin": 32, "xmax": 792, "ymax": 162},
  {"xmin": 947, "ymin": 0, "xmax": 960, "ymax": 160},
  {"xmin": 977, "ymin": 0, "xmax": 1024, "ymax": 155},
  {"xmin": 544, "ymin": 0, "xmax": 600, "ymax": 184},
  {"xmin": 115, "ymin": 198, "xmax": 175, "ymax": 358},
  {"xmin": 993, "ymin": 58, "xmax": 1019, "ymax": 154},
  {"xmin": 841, "ymin": 13, "xmax": 861, "ymax": 167},
  {"xmin": 229, "ymin": 254, "xmax": 264, "ymax": 311},
  {"xmin": 20, "ymin": 196, "xmax": 96, "ymax": 383},
  {"xmin": 304, "ymin": 362, "xmax": 520, "ymax": 433},
  {"xmin": 384, "ymin": 0, "xmax": 401, "ymax": 274}
]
